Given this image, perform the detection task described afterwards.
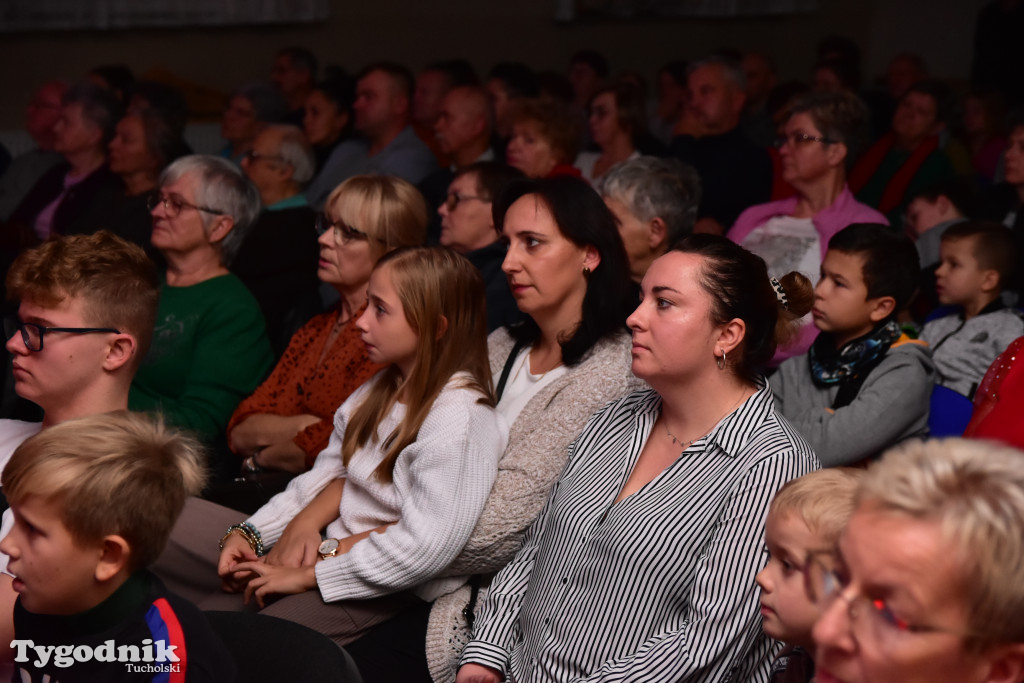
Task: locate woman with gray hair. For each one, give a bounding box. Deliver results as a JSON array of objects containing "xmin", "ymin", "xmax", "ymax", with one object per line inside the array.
[
  {"xmin": 129, "ymin": 154, "xmax": 273, "ymax": 478},
  {"xmin": 597, "ymin": 155, "xmax": 701, "ymax": 282},
  {"xmin": 729, "ymin": 90, "xmax": 887, "ymax": 363}
]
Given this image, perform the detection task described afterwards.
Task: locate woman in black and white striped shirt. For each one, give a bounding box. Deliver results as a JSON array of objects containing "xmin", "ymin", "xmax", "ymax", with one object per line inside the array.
[{"xmin": 458, "ymin": 235, "xmax": 820, "ymax": 683}]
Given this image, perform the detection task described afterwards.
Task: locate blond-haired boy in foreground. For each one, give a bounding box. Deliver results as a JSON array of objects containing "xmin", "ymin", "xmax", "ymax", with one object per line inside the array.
[
  {"xmin": 755, "ymin": 468, "xmax": 863, "ymax": 682},
  {"xmin": 1, "ymin": 412, "xmax": 236, "ymax": 681}
]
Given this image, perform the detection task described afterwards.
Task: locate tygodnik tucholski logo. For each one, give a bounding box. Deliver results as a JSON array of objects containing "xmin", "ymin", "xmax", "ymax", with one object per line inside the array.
[{"xmin": 10, "ymin": 637, "xmax": 181, "ymax": 672}]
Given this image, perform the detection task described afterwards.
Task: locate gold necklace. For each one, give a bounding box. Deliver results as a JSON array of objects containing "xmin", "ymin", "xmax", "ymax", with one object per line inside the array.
[
  {"xmin": 662, "ymin": 391, "xmax": 749, "ymax": 453},
  {"xmin": 664, "ymin": 424, "xmax": 701, "ymax": 449}
]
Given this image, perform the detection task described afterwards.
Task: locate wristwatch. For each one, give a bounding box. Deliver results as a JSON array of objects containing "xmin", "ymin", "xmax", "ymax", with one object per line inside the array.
[{"xmin": 318, "ymin": 538, "xmax": 341, "ymax": 560}]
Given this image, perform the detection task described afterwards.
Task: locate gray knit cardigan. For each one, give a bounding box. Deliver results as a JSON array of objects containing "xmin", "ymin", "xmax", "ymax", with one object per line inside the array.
[{"xmin": 425, "ymin": 327, "xmax": 645, "ymax": 682}]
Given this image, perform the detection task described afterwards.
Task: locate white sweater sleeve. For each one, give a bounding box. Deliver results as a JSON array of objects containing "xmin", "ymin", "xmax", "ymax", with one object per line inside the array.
[{"xmin": 314, "ymin": 385, "xmax": 507, "ymax": 602}]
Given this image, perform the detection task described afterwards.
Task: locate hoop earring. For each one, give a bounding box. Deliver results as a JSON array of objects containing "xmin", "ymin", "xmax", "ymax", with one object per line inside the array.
[
  {"xmin": 582, "ymin": 265, "xmax": 591, "ymax": 278},
  {"xmin": 716, "ymin": 348, "xmax": 726, "ymax": 370}
]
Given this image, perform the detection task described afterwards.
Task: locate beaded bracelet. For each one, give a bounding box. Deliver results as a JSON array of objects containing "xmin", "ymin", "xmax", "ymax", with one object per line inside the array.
[
  {"xmin": 239, "ymin": 522, "xmax": 264, "ymax": 556},
  {"xmin": 218, "ymin": 521, "xmax": 266, "ymax": 556}
]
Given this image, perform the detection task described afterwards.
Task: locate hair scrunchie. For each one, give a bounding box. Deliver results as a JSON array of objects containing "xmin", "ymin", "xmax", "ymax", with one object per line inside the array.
[{"xmin": 770, "ymin": 277, "xmax": 789, "ymax": 310}]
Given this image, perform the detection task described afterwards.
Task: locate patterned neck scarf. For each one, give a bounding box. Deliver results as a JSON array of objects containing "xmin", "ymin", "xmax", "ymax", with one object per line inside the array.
[{"xmin": 809, "ymin": 319, "xmax": 902, "ymax": 387}]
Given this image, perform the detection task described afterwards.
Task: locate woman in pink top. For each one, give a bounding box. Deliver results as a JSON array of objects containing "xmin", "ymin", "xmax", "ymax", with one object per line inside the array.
[{"xmin": 729, "ymin": 91, "xmax": 887, "ymax": 363}]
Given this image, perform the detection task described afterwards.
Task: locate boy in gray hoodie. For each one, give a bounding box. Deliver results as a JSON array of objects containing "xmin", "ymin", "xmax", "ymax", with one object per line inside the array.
[
  {"xmin": 919, "ymin": 220, "xmax": 1024, "ymax": 398},
  {"xmin": 771, "ymin": 223, "xmax": 934, "ymax": 466}
]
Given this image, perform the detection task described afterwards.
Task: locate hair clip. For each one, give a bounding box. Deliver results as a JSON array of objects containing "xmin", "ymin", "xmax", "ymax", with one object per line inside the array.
[{"xmin": 770, "ymin": 277, "xmax": 789, "ymax": 310}]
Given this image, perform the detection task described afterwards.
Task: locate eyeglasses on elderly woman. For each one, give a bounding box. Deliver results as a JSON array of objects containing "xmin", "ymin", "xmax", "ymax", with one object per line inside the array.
[{"xmin": 147, "ymin": 192, "xmax": 225, "ymax": 218}]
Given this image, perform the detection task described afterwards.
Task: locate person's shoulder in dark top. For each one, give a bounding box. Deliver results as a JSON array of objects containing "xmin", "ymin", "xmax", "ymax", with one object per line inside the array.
[
  {"xmin": 231, "ymin": 203, "xmax": 322, "ymax": 355},
  {"xmin": 768, "ymin": 645, "xmax": 815, "ymax": 683},
  {"xmin": 419, "ymin": 167, "xmax": 455, "ymax": 245},
  {"xmin": 669, "ymin": 127, "xmax": 772, "ymax": 229},
  {"xmin": 12, "ymin": 570, "xmax": 236, "ymax": 682},
  {"xmin": 8, "ymin": 162, "xmax": 125, "ymax": 240}
]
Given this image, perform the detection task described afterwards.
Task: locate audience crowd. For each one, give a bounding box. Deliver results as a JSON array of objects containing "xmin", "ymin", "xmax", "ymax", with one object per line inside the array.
[{"xmin": 1, "ymin": 12, "xmax": 1024, "ymax": 681}]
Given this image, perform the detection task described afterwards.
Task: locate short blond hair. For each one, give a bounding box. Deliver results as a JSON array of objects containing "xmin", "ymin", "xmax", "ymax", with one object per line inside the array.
[
  {"xmin": 768, "ymin": 468, "xmax": 864, "ymax": 547},
  {"xmin": 324, "ymin": 175, "xmax": 428, "ymax": 263},
  {"xmin": 860, "ymin": 438, "xmax": 1024, "ymax": 649},
  {"xmin": 3, "ymin": 411, "xmax": 206, "ymax": 571}
]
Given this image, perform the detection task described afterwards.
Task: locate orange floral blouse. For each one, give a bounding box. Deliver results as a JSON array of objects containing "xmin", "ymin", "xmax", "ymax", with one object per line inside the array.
[{"xmin": 227, "ymin": 303, "xmax": 384, "ymax": 468}]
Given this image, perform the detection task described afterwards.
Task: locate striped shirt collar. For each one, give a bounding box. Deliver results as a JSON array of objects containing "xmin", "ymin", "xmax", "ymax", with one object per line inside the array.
[{"xmin": 632, "ymin": 377, "xmax": 773, "ymax": 459}]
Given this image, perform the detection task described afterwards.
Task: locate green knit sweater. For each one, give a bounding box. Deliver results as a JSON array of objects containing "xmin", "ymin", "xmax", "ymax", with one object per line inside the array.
[{"xmin": 129, "ymin": 273, "xmax": 273, "ymax": 443}]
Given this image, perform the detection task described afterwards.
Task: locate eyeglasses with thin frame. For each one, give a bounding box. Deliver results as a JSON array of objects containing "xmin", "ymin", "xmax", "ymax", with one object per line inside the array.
[
  {"xmin": 147, "ymin": 192, "xmax": 225, "ymax": 218},
  {"xmin": 4, "ymin": 318, "xmax": 121, "ymax": 353},
  {"xmin": 804, "ymin": 551, "xmax": 981, "ymax": 644},
  {"xmin": 314, "ymin": 214, "xmax": 383, "ymax": 245},
  {"xmin": 444, "ymin": 192, "xmax": 486, "ymax": 212},
  {"xmin": 775, "ymin": 132, "xmax": 837, "ymax": 149}
]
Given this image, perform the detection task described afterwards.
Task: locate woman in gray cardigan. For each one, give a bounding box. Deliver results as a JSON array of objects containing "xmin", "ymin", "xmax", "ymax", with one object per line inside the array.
[{"xmin": 346, "ymin": 176, "xmax": 643, "ymax": 681}]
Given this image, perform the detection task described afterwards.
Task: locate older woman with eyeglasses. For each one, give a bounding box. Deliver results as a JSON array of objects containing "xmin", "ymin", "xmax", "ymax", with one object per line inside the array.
[
  {"xmin": 809, "ymin": 438, "xmax": 1024, "ymax": 683},
  {"xmin": 728, "ymin": 91, "xmax": 887, "ymax": 363},
  {"xmin": 226, "ymin": 175, "xmax": 427, "ymax": 478},
  {"xmin": 129, "ymin": 155, "xmax": 273, "ymax": 474}
]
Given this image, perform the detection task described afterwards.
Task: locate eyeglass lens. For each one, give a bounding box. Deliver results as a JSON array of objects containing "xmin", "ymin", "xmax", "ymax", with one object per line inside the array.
[{"xmin": 3, "ymin": 320, "xmax": 40, "ymax": 351}]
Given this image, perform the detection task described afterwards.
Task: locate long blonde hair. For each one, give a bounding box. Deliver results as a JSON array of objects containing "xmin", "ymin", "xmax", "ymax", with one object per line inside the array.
[{"xmin": 341, "ymin": 247, "xmax": 494, "ymax": 482}]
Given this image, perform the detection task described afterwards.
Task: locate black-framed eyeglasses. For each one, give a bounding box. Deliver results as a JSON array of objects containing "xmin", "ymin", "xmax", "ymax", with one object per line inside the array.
[
  {"xmin": 4, "ymin": 318, "xmax": 121, "ymax": 353},
  {"xmin": 444, "ymin": 192, "xmax": 486, "ymax": 212},
  {"xmin": 147, "ymin": 192, "xmax": 225, "ymax": 218},
  {"xmin": 804, "ymin": 551, "xmax": 980, "ymax": 642},
  {"xmin": 775, "ymin": 132, "xmax": 836, "ymax": 148},
  {"xmin": 243, "ymin": 150, "xmax": 286, "ymax": 165},
  {"xmin": 314, "ymin": 213, "xmax": 381, "ymax": 245}
]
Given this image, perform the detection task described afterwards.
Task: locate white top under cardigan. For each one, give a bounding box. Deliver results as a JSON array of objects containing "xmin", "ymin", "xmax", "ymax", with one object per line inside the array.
[{"xmin": 246, "ymin": 371, "xmax": 508, "ymax": 603}]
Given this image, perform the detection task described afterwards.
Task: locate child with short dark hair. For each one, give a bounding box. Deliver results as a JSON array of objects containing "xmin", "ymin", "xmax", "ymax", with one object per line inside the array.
[
  {"xmin": 756, "ymin": 468, "xmax": 863, "ymax": 683},
  {"xmin": 0, "ymin": 412, "xmax": 236, "ymax": 681},
  {"xmin": 771, "ymin": 223, "xmax": 934, "ymax": 465},
  {"xmin": 920, "ymin": 220, "xmax": 1024, "ymax": 398}
]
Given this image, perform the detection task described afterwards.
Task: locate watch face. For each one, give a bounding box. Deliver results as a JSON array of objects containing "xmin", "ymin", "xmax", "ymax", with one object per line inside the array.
[{"xmin": 318, "ymin": 539, "xmax": 340, "ymax": 556}]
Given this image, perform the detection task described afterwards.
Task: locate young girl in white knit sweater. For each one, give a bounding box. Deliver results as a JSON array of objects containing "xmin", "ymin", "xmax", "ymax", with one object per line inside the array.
[{"xmin": 214, "ymin": 246, "xmax": 507, "ymax": 643}]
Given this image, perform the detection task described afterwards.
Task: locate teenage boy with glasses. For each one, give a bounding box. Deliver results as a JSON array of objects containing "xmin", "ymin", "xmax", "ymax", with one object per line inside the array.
[{"xmin": 0, "ymin": 230, "xmax": 159, "ymax": 470}]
